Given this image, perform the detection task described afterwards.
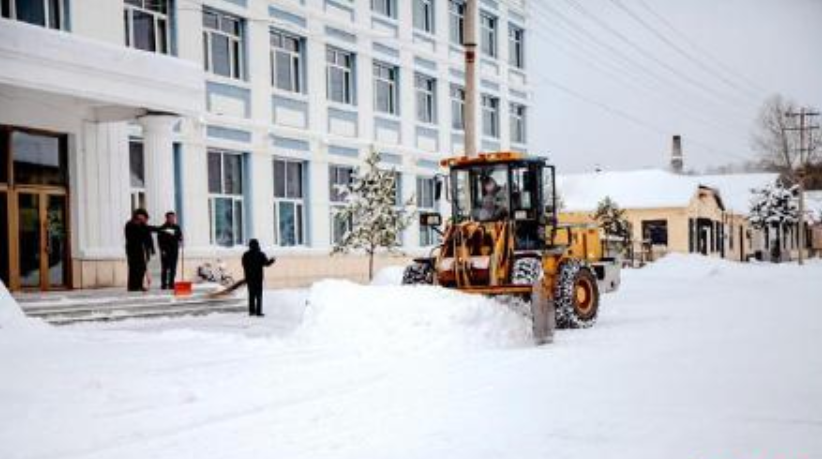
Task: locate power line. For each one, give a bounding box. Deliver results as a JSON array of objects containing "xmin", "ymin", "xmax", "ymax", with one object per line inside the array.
[
  {"xmin": 523, "ymin": 5, "xmax": 751, "ymax": 137},
  {"xmin": 523, "ymin": 0, "xmax": 754, "ymax": 120},
  {"xmin": 532, "ymin": 74, "xmax": 753, "ymax": 163},
  {"xmin": 559, "ymin": 0, "xmax": 755, "ymax": 109},
  {"xmin": 635, "ymin": 0, "xmax": 770, "ymax": 95},
  {"xmin": 608, "ymin": 0, "xmax": 763, "ymax": 102}
]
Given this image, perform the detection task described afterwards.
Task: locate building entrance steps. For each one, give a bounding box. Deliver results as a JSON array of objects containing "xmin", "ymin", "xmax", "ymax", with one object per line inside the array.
[{"xmin": 14, "ymin": 284, "xmax": 245, "ymax": 325}]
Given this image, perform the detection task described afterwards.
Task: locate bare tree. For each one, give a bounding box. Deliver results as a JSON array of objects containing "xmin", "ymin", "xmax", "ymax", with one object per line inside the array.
[{"xmin": 752, "ymin": 94, "xmax": 821, "ymax": 179}]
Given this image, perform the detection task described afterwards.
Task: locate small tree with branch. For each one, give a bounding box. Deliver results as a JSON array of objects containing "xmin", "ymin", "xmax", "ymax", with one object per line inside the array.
[
  {"xmin": 332, "ymin": 149, "xmax": 414, "ymax": 280},
  {"xmin": 592, "ymin": 196, "xmax": 632, "ymax": 255},
  {"xmin": 748, "ymin": 182, "xmax": 799, "ymax": 261}
]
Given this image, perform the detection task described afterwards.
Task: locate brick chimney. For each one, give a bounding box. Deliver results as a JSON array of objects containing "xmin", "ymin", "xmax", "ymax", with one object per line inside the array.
[{"xmin": 671, "ymin": 135, "xmax": 684, "ymax": 173}]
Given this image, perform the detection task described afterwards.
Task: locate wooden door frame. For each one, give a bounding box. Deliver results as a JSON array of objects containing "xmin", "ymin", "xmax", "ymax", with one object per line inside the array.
[
  {"xmin": 2, "ymin": 125, "xmax": 72, "ymax": 292},
  {"xmin": 9, "ymin": 187, "xmax": 72, "ymax": 292}
]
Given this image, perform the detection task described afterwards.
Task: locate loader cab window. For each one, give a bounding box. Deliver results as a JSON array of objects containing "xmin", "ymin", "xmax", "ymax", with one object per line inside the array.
[{"xmin": 452, "ymin": 165, "xmax": 510, "ymax": 222}]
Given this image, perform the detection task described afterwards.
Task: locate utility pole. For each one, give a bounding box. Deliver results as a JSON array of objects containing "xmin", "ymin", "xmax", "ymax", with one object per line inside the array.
[
  {"xmin": 784, "ymin": 108, "xmax": 820, "ymax": 265},
  {"xmin": 463, "ymin": 0, "xmax": 478, "ymax": 158}
]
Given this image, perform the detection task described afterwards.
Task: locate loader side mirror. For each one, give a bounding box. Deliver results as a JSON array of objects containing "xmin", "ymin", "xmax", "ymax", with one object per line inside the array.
[{"xmin": 419, "ymin": 211, "xmax": 443, "ymax": 227}]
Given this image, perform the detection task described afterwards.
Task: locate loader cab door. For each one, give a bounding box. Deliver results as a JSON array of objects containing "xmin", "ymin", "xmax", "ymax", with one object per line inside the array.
[{"xmin": 510, "ymin": 162, "xmax": 546, "ymax": 250}]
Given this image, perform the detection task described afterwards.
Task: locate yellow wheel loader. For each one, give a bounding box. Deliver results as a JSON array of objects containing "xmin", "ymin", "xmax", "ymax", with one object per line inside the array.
[{"xmin": 402, "ymin": 152, "xmax": 619, "ymax": 344}]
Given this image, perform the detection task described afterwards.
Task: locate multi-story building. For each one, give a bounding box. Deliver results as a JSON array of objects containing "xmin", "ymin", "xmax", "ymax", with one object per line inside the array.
[{"xmin": 0, "ymin": 0, "xmax": 529, "ymax": 291}]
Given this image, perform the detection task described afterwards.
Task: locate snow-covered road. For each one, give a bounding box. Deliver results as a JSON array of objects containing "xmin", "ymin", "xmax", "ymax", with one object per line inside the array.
[{"xmin": 1, "ymin": 255, "xmax": 821, "ymax": 459}]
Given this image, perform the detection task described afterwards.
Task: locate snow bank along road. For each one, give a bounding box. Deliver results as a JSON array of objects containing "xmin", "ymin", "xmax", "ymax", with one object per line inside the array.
[{"xmin": 1, "ymin": 255, "xmax": 821, "ymax": 459}]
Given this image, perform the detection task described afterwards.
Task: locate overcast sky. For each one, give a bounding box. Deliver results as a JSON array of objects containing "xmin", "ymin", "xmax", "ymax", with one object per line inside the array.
[{"xmin": 528, "ymin": 0, "xmax": 822, "ymax": 173}]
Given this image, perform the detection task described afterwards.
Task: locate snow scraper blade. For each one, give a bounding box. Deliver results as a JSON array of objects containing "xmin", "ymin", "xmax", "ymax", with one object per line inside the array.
[{"xmin": 207, "ymin": 279, "xmax": 247, "ymax": 299}]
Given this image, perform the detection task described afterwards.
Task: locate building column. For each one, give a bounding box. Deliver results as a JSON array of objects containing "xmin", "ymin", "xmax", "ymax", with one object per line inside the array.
[{"xmin": 138, "ymin": 114, "xmax": 179, "ymax": 219}]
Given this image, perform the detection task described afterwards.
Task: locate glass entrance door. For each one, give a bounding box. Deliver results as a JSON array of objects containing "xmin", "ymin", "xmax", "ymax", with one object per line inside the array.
[{"xmin": 16, "ymin": 191, "xmax": 69, "ymax": 290}]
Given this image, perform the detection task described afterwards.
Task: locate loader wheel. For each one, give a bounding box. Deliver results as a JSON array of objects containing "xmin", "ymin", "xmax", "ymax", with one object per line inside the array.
[
  {"xmin": 555, "ymin": 260, "xmax": 599, "ymax": 329},
  {"xmin": 401, "ymin": 262, "xmax": 434, "ymax": 285},
  {"xmin": 511, "ymin": 257, "xmax": 542, "ymax": 285}
]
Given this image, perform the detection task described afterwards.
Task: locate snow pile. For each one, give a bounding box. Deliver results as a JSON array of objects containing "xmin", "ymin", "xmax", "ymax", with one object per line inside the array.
[
  {"xmin": 0, "ymin": 280, "xmax": 26, "ymax": 330},
  {"xmin": 640, "ymin": 253, "xmax": 744, "ymax": 280},
  {"xmin": 297, "ymin": 280, "xmax": 532, "ymax": 356},
  {"xmin": 370, "ymin": 266, "xmax": 406, "ymax": 286}
]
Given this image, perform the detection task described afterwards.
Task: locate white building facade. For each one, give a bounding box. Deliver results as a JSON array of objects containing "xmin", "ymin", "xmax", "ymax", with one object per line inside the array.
[{"xmin": 0, "ymin": 0, "xmax": 530, "ymax": 291}]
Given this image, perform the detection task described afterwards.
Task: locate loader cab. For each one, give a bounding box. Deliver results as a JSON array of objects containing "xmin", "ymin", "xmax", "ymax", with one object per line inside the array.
[{"xmin": 446, "ymin": 154, "xmax": 557, "ymax": 251}]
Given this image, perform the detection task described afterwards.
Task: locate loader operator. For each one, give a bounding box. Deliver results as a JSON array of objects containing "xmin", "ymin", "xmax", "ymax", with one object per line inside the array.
[{"xmin": 476, "ymin": 176, "xmax": 509, "ymax": 222}]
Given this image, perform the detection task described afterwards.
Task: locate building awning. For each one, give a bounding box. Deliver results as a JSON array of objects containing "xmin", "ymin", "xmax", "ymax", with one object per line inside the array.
[{"xmin": 0, "ymin": 19, "xmax": 204, "ymax": 119}]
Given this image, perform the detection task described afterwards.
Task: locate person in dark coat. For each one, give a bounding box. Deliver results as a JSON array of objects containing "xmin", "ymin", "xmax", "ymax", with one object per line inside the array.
[
  {"xmin": 124, "ymin": 208, "xmax": 156, "ymax": 292},
  {"xmin": 241, "ymin": 239, "xmax": 275, "ymax": 317},
  {"xmin": 157, "ymin": 211, "xmax": 183, "ymax": 290}
]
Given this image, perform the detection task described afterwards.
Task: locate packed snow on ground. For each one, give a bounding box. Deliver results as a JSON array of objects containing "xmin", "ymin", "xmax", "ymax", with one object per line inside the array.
[{"xmin": 1, "ymin": 255, "xmax": 821, "ymax": 459}]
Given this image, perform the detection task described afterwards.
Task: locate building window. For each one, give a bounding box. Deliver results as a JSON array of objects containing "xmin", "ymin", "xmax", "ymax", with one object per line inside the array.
[
  {"xmin": 450, "ymin": 84, "xmax": 465, "ymax": 131},
  {"xmin": 510, "ymin": 103, "xmax": 526, "ymax": 144},
  {"xmin": 329, "ymin": 165, "xmax": 355, "ymax": 244},
  {"xmin": 415, "ymin": 74, "xmax": 437, "ymax": 124},
  {"xmin": 482, "ymin": 94, "xmax": 499, "ymax": 138},
  {"xmin": 373, "ymin": 61, "xmax": 399, "ymax": 115},
  {"xmin": 480, "ymin": 12, "xmax": 497, "ymax": 58},
  {"xmin": 449, "ymin": 0, "xmax": 465, "ymax": 45},
  {"xmin": 371, "ymin": 0, "xmax": 396, "ymax": 19},
  {"xmin": 207, "ymin": 149, "xmax": 245, "ymax": 247},
  {"xmin": 129, "ymin": 139, "xmax": 147, "ymax": 211},
  {"xmin": 273, "ymin": 158, "xmax": 305, "ymax": 246},
  {"xmin": 203, "ymin": 8, "xmax": 244, "ymax": 80},
  {"xmin": 1, "ymin": 0, "xmax": 64, "ymax": 29},
  {"xmin": 417, "ymin": 176, "xmax": 439, "ymax": 246},
  {"xmin": 643, "ymin": 220, "xmax": 669, "ymax": 246},
  {"xmin": 413, "ymin": 0, "xmax": 434, "ymax": 34},
  {"xmin": 270, "ymin": 29, "xmax": 303, "ymax": 93},
  {"xmin": 327, "ymin": 47, "xmax": 355, "ymax": 105},
  {"xmin": 124, "ymin": 0, "xmax": 170, "ymax": 54},
  {"xmin": 509, "ymin": 24, "xmax": 524, "ymax": 68}
]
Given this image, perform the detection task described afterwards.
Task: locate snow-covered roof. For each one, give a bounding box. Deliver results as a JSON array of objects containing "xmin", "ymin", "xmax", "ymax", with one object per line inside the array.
[
  {"xmin": 557, "ymin": 169, "xmax": 778, "ymax": 213},
  {"xmin": 697, "ymin": 173, "xmax": 779, "ymax": 212}
]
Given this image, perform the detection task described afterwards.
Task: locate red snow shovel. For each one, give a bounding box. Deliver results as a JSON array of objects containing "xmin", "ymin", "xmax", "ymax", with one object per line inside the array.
[{"xmin": 174, "ymin": 244, "xmax": 193, "ymax": 297}]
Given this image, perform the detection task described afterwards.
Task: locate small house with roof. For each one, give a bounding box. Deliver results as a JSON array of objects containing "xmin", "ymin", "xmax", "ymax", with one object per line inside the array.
[{"xmin": 557, "ymin": 170, "xmax": 780, "ymax": 262}]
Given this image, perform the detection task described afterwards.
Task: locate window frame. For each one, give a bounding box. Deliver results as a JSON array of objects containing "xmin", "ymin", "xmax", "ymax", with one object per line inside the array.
[
  {"xmin": 1, "ymin": 0, "xmax": 65, "ymax": 30},
  {"xmin": 416, "ymin": 176, "xmax": 439, "ymax": 246},
  {"xmin": 482, "ymin": 94, "xmax": 500, "ymax": 138},
  {"xmin": 413, "ymin": 0, "xmax": 435, "ymax": 34},
  {"xmin": 450, "ymin": 84, "xmax": 465, "ymax": 131},
  {"xmin": 124, "ymin": 0, "xmax": 170, "ymax": 54},
  {"xmin": 326, "ymin": 46, "xmax": 355, "ymax": 105},
  {"xmin": 207, "ymin": 149, "xmax": 245, "ymax": 247},
  {"xmin": 270, "ymin": 29, "xmax": 304, "ymax": 93},
  {"xmin": 371, "ymin": 0, "xmax": 397, "ymax": 19},
  {"xmin": 480, "ymin": 12, "xmax": 498, "ymax": 58},
  {"xmin": 509, "ymin": 23, "xmax": 525, "ymax": 69},
  {"xmin": 415, "ymin": 73, "xmax": 437, "ymax": 124},
  {"xmin": 329, "ymin": 164, "xmax": 355, "ymax": 244},
  {"xmin": 273, "ymin": 158, "xmax": 306, "ymax": 247},
  {"xmin": 510, "ymin": 103, "xmax": 526, "ymax": 144},
  {"xmin": 202, "ymin": 8, "xmax": 245, "ymax": 80},
  {"xmin": 373, "ymin": 61, "xmax": 399, "ymax": 116},
  {"xmin": 449, "ymin": 0, "xmax": 465, "ymax": 45},
  {"xmin": 129, "ymin": 138, "xmax": 147, "ymax": 212}
]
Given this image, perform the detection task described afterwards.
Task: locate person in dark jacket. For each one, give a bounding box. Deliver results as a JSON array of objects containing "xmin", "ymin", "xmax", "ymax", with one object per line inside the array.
[
  {"xmin": 124, "ymin": 208, "xmax": 156, "ymax": 292},
  {"xmin": 241, "ymin": 239, "xmax": 275, "ymax": 317},
  {"xmin": 157, "ymin": 211, "xmax": 183, "ymax": 290}
]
